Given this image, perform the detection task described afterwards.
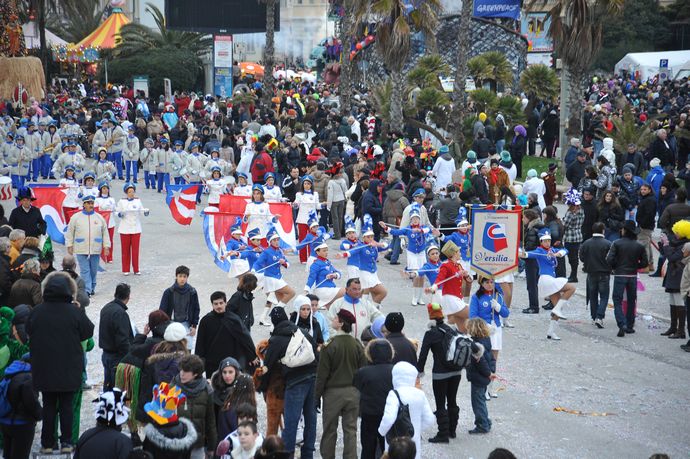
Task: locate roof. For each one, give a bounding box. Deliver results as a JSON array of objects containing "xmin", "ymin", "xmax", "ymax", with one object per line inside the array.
[{"xmin": 76, "ymin": 8, "xmax": 130, "ymax": 49}]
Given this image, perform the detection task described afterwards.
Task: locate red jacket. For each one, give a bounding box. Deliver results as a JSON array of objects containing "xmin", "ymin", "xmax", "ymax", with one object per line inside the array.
[
  {"xmin": 250, "ymin": 151, "xmax": 275, "ymax": 184},
  {"xmin": 435, "ymin": 260, "xmax": 466, "ymax": 298}
]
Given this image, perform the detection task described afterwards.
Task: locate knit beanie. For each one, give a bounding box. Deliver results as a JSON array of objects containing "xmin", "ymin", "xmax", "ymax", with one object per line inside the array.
[
  {"xmin": 384, "ymin": 312, "xmax": 405, "ymax": 333},
  {"xmin": 427, "ymin": 303, "xmax": 444, "ymax": 321},
  {"xmin": 270, "ymin": 306, "xmax": 288, "ymax": 326},
  {"xmin": 163, "ymin": 322, "xmax": 187, "ymax": 343}
]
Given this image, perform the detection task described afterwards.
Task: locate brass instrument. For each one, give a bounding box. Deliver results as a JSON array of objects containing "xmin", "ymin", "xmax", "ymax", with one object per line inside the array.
[
  {"xmin": 104, "ymin": 138, "xmax": 114, "ymax": 149},
  {"xmin": 43, "ymin": 142, "xmax": 57, "ymax": 153}
]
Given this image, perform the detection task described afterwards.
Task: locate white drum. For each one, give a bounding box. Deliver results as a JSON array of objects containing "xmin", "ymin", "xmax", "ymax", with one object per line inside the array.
[{"xmin": 0, "ymin": 176, "xmax": 13, "ymax": 220}]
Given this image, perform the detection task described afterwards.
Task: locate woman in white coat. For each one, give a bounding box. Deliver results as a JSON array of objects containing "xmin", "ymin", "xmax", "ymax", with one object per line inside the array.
[
  {"xmin": 521, "ymin": 168, "xmax": 546, "ymax": 210},
  {"xmin": 431, "ymin": 145, "xmax": 456, "ymax": 193},
  {"xmin": 378, "ymin": 362, "xmax": 435, "ymax": 459},
  {"xmin": 115, "ymin": 182, "xmax": 149, "ymax": 275}
]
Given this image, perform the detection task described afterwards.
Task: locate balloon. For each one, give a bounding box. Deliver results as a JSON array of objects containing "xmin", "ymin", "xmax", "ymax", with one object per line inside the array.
[
  {"xmin": 356, "ymin": 43, "xmax": 363, "ymax": 50},
  {"xmin": 350, "ymin": 51, "xmax": 356, "ymax": 60}
]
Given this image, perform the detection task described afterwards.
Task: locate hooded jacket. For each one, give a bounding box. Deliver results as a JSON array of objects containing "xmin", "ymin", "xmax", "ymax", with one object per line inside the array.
[
  {"xmin": 27, "ymin": 272, "xmax": 94, "ymax": 392},
  {"xmin": 381, "ymin": 188, "xmax": 409, "ymax": 225},
  {"xmin": 353, "ymin": 340, "xmax": 394, "ymax": 417},
  {"xmin": 119, "ymin": 320, "xmax": 170, "ymax": 368},
  {"xmin": 0, "ymin": 360, "xmax": 42, "ymax": 425},
  {"xmin": 143, "ymin": 417, "xmax": 198, "ymax": 459},
  {"xmin": 171, "ymin": 374, "xmax": 217, "ymax": 451},
  {"xmin": 8, "ymin": 271, "xmax": 42, "ymax": 308},
  {"xmin": 361, "ymin": 179, "xmax": 383, "ymax": 219},
  {"xmin": 378, "ymin": 362, "xmax": 434, "ymax": 459},
  {"xmin": 431, "ymin": 154, "xmax": 455, "ymax": 192}
]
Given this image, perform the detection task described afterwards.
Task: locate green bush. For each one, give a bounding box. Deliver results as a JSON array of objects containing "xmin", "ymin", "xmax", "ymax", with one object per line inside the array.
[{"xmin": 103, "ymin": 47, "xmax": 203, "ymax": 97}]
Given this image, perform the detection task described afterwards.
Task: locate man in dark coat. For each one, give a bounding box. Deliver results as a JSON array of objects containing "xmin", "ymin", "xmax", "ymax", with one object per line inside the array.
[
  {"xmin": 649, "ymin": 129, "xmax": 675, "ymax": 170},
  {"xmin": 194, "ymin": 291, "xmax": 256, "ymax": 376},
  {"xmin": 26, "ymin": 271, "xmax": 94, "ymax": 452},
  {"xmin": 361, "ymin": 179, "xmax": 384, "ymax": 240},
  {"xmin": 8, "ymin": 188, "xmax": 46, "ymax": 238},
  {"xmin": 659, "ymin": 188, "xmax": 690, "ymax": 233},
  {"xmin": 99, "ymin": 283, "xmax": 134, "ymax": 389},
  {"xmin": 566, "ymin": 151, "xmax": 590, "ymax": 189}
]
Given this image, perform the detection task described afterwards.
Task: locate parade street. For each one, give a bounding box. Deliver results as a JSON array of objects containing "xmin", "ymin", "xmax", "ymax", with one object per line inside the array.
[{"xmin": 65, "ymin": 185, "xmax": 690, "ymax": 459}]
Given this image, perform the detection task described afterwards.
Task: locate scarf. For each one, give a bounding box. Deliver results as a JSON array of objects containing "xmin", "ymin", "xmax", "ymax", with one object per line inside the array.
[{"xmin": 171, "ymin": 374, "xmax": 208, "ymax": 398}]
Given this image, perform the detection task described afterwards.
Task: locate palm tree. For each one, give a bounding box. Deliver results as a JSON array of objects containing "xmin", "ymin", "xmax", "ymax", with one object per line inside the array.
[
  {"xmin": 336, "ymin": 0, "xmax": 354, "ymax": 117},
  {"xmin": 519, "ymin": 64, "xmax": 559, "ymax": 114},
  {"xmin": 46, "ymin": 0, "xmax": 105, "ymax": 44},
  {"xmin": 533, "ymin": 0, "xmax": 624, "ymax": 135},
  {"xmin": 467, "ymin": 55, "xmax": 492, "ymax": 89},
  {"xmin": 115, "ymin": 3, "xmax": 212, "ymax": 58},
  {"xmin": 449, "ymin": 0, "xmax": 473, "ymax": 149},
  {"xmin": 352, "ymin": 0, "xmax": 442, "ymax": 132},
  {"xmin": 258, "ymin": 0, "xmax": 277, "ymax": 107},
  {"xmin": 482, "ymin": 51, "xmax": 512, "ymax": 92}
]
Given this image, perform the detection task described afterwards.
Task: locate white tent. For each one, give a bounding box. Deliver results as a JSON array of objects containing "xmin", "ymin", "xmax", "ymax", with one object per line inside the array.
[
  {"xmin": 615, "ymin": 50, "xmax": 690, "ymax": 81},
  {"xmin": 22, "ymin": 22, "xmax": 67, "ymax": 49}
]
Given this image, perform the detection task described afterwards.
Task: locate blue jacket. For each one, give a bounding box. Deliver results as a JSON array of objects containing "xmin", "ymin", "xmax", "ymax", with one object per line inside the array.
[
  {"xmin": 224, "ymin": 237, "xmax": 246, "ymax": 252},
  {"xmin": 340, "ymin": 239, "xmax": 362, "ymax": 267},
  {"xmin": 355, "ymin": 243, "xmax": 388, "ymax": 273},
  {"xmin": 418, "ymin": 260, "xmax": 441, "ymax": 285},
  {"xmin": 525, "ymin": 247, "xmax": 567, "ymax": 277},
  {"xmin": 235, "ymin": 246, "xmax": 261, "ymax": 269},
  {"xmin": 469, "ymin": 292, "xmax": 510, "ymax": 328},
  {"xmin": 443, "ymin": 231, "xmax": 471, "ymax": 262},
  {"xmin": 306, "ymin": 257, "xmax": 341, "ymax": 290},
  {"xmin": 298, "ymin": 232, "xmax": 319, "ymax": 255},
  {"xmin": 361, "ymin": 180, "xmax": 383, "ymax": 219},
  {"xmin": 390, "ymin": 226, "xmax": 430, "ymax": 254},
  {"xmin": 253, "ymin": 246, "xmax": 289, "ymax": 279},
  {"xmin": 646, "ymin": 165, "xmax": 665, "ymax": 199}
]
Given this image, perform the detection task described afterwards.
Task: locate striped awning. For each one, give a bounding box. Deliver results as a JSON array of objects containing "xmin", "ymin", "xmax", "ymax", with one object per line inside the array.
[{"xmin": 76, "ymin": 8, "xmax": 130, "ymax": 49}]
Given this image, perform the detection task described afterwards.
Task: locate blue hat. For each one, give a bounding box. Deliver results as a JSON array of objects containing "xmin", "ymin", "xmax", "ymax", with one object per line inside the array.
[
  {"xmin": 264, "ymin": 172, "xmax": 275, "ymax": 181},
  {"xmin": 83, "ymin": 172, "xmax": 96, "ymax": 181},
  {"xmin": 344, "ymin": 215, "xmax": 356, "ymax": 234},
  {"xmin": 439, "ymin": 145, "xmax": 449, "ymax": 154},
  {"xmin": 123, "ymin": 182, "xmax": 136, "ymax": 193},
  {"xmin": 6, "ymin": 132, "xmax": 14, "ymax": 138},
  {"xmin": 370, "ymin": 316, "xmax": 386, "ymax": 339},
  {"xmin": 455, "ymin": 207, "xmax": 468, "ymax": 226},
  {"xmin": 266, "ymin": 225, "xmax": 280, "ymax": 241},
  {"xmin": 247, "ymin": 228, "xmax": 262, "ymax": 240},
  {"xmin": 425, "ymin": 234, "xmax": 440, "ymax": 254},
  {"xmin": 252, "ymin": 184, "xmax": 264, "ymax": 194},
  {"xmin": 65, "ymin": 165, "xmax": 75, "ymax": 172},
  {"xmin": 538, "ymin": 228, "xmax": 551, "ymax": 240},
  {"xmin": 174, "ymin": 140, "xmax": 184, "ymax": 146},
  {"xmin": 160, "ymin": 137, "xmax": 169, "ymax": 143},
  {"xmin": 27, "ymin": 121, "xmax": 35, "ymax": 126},
  {"xmin": 301, "ymin": 174, "xmax": 314, "ymax": 183},
  {"xmin": 67, "ymin": 141, "xmax": 76, "ymax": 146},
  {"xmin": 190, "ymin": 141, "xmax": 200, "ymax": 149},
  {"xmin": 19, "ymin": 118, "xmax": 28, "ymax": 126},
  {"xmin": 210, "ymin": 166, "xmax": 221, "ymax": 174},
  {"xmin": 81, "ymin": 194, "xmax": 96, "ymax": 203},
  {"xmin": 231, "ymin": 217, "xmax": 243, "ymax": 235},
  {"xmin": 17, "ymin": 187, "xmax": 34, "ymax": 201},
  {"xmin": 127, "ymin": 124, "xmax": 135, "ymax": 131},
  {"xmin": 362, "ymin": 214, "xmax": 374, "ymax": 237},
  {"xmin": 307, "ymin": 209, "xmax": 319, "ymax": 228},
  {"xmin": 95, "ymin": 121, "xmax": 102, "ymax": 128},
  {"xmin": 412, "ymin": 188, "xmax": 425, "ymax": 198},
  {"xmin": 211, "ymin": 146, "xmax": 220, "ymax": 153},
  {"xmin": 15, "ymin": 134, "xmax": 24, "ymax": 141},
  {"xmin": 409, "ymin": 203, "xmax": 421, "ymax": 219},
  {"xmin": 98, "ymin": 181, "xmax": 110, "ymax": 190}
]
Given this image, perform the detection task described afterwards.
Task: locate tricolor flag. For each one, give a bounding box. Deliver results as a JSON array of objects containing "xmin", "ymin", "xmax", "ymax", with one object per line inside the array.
[
  {"xmin": 202, "ymin": 209, "xmax": 236, "ymax": 272},
  {"xmin": 219, "ymin": 195, "xmax": 296, "ymax": 250},
  {"xmin": 166, "ymin": 184, "xmax": 200, "ymax": 225},
  {"xmin": 30, "ymin": 185, "xmax": 67, "ymax": 244}
]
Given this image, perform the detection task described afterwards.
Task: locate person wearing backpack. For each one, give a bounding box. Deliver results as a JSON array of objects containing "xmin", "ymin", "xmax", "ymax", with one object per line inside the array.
[
  {"xmin": 416, "ymin": 303, "xmax": 463, "ymax": 443},
  {"xmin": 315, "ymin": 308, "xmax": 366, "ymax": 459},
  {"xmin": 378, "ymin": 361, "xmax": 434, "ymax": 459},
  {"xmin": 0, "ymin": 356, "xmax": 42, "ymax": 459},
  {"xmin": 262, "ymin": 306, "xmax": 318, "ymax": 459}
]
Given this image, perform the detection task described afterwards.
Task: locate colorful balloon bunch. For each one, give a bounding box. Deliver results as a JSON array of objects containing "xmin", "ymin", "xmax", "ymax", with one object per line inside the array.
[{"xmin": 348, "ymin": 34, "xmax": 375, "ymax": 61}]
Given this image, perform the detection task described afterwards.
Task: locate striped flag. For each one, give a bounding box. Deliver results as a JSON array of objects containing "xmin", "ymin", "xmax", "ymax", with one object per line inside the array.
[{"xmin": 166, "ymin": 184, "xmax": 199, "ymax": 225}]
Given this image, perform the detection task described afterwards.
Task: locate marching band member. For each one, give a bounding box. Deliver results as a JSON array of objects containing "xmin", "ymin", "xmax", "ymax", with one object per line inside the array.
[
  {"xmin": 184, "ymin": 141, "xmax": 206, "ymax": 202},
  {"xmin": 79, "ymin": 172, "xmax": 99, "ymax": 199},
  {"xmin": 293, "ymin": 175, "xmax": 320, "ymax": 263},
  {"xmin": 95, "ymin": 182, "xmax": 116, "ymax": 264},
  {"xmin": 25, "ymin": 122, "xmax": 41, "ymax": 182},
  {"xmin": 204, "ymin": 147, "xmax": 232, "ymax": 178},
  {"xmin": 95, "ymin": 147, "xmax": 117, "ymax": 185},
  {"xmin": 43, "ymin": 122, "xmax": 60, "ymax": 178},
  {"xmin": 519, "ymin": 228, "xmax": 573, "ymax": 340},
  {"xmin": 379, "ymin": 203, "xmax": 430, "ymax": 306},
  {"xmin": 263, "ymin": 172, "xmax": 283, "ymax": 201},
  {"xmin": 414, "ymin": 239, "xmax": 443, "ymax": 305},
  {"xmin": 206, "ymin": 166, "xmax": 228, "ymax": 208},
  {"xmin": 223, "ymin": 218, "xmax": 250, "ymax": 278},
  {"xmin": 226, "ymin": 227, "xmax": 263, "ymax": 279},
  {"xmin": 437, "ymin": 208, "xmax": 473, "ymax": 298},
  {"xmin": 169, "ymin": 140, "xmax": 187, "ymax": 185},
  {"xmin": 298, "ymin": 210, "xmax": 322, "ymax": 269},
  {"xmin": 156, "ymin": 137, "xmax": 173, "ymax": 193},
  {"xmin": 125, "ymin": 124, "xmax": 140, "ymax": 183},
  {"xmin": 304, "ymin": 236, "xmax": 344, "ymax": 309},
  {"xmin": 116, "ymin": 183, "xmax": 150, "ymax": 275},
  {"xmin": 252, "ymin": 226, "xmax": 296, "ymax": 324},
  {"xmin": 243, "ymin": 184, "xmax": 272, "ymax": 243},
  {"xmin": 60, "ymin": 165, "xmax": 81, "ymax": 224},
  {"xmin": 340, "ymin": 215, "xmax": 362, "ymax": 279},
  {"xmin": 106, "ymin": 118, "xmax": 127, "ymax": 180},
  {"xmin": 233, "ymin": 172, "xmax": 252, "ymax": 196},
  {"xmin": 52, "ymin": 141, "xmax": 85, "ymax": 180},
  {"xmin": 139, "ymin": 138, "xmax": 158, "ymax": 189},
  {"xmin": 8, "ymin": 134, "xmax": 30, "ymax": 189},
  {"xmin": 427, "ymin": 241, "xmax": 473, "ymax": 332}
]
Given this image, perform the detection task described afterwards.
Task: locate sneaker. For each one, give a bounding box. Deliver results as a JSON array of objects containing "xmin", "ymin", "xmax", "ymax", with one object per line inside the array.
[
  {"xmin": 61, "ymin": 443, "xmax": 75, "ymax": 453},
  {"xmin": 417, "ymin": 300, "xmax": 426, "ymax": 306},
  {"xmin": 123, "ymin": 272, "xmax": 130, "ymax": 276},
  {"xmin": 40, "ymin": 447, "xmax": 54, "ymax": 454},
  {"xmin": 134, "ymin": 272, "xmax": 142, "ymax": 275},
  {"xmin": 547, "ymin": 333, "xmax": 561, "ymax": 341},
  {"xmin": 594, "ymin": 319, "xmax": 604, "ymax": 329}
]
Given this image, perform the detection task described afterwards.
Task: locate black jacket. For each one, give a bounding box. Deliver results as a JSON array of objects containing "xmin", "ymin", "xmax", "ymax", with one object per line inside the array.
[
  {"xmin": 581, "ymin": 199, "xmax": 598, "ymax": 241},
  {"xmin": 263, "ymin": 320, "xmax": 318, "ymax": 389},
  {"xmin": 194, "ymin": 310, "xmax": 256, "ymax": 376},
  {"xmin": 26, "ymin": 274, "xmax": 94, "ymax": 392},
  {"xmin": 0, "ymin": 253, "xmax": 11, "ymax": 306},
  {"xmin": 0, "ymin": 360, "xmax": 42, "ymax": 425},
  {"xmin": 227, "ymin": 290, "xmax": 254, "ymax": 330},
  {"xmin": 74, "ymin": 424, "xmax": 133, "ymax": 459},
  {"xmin": 598, "ymin": 203, "xmax": 624, "ymax": 233},
  {"xmin": 8, "ymin": 205, "xmax": 46, "ymax": 238},
  {"xmin": 99, "ymin": 299, "xmax": 134, "ymax": 356},
  {"xmin": 417, "ymin": 321, "xmax": 462, "ymax": 376},
  {"xmin": 650, "ymin": 137, "xmax": 674, "ymax": 167},
  {"xmin": 466, "ymin": 338, "xmax": 493, "ymax": 388},
  {"xmin": 658, "ymin": 202, "xmax": 690, "ymax": 233},
  {"xmin": 606, "ymin": 236, "xmax": 649, "ymax": 275},
  {"xmin": 636, "ymin": 193, "xmax": 657, "ymax": 230},
  {"xmin": 386, "ymin": 332, "xmax": 418, "ymax": 366},
  {"xmin": 565, "ymin": 160, "xmax": 588, "ymax": 189},
  {"xmin": 471, "ymin": 174, "xmax": 490, "ymax": 204},
  {"xmin": 579, "ymin": 235, "xmax": 612, "ymax": 275},
  {"xmin": 143, "ymin": 418, "xmax": 197, "ymax": 459},
  {"xmin": 159, "ymin": 282, "xmax": 200, "ymax": 326},
  {"xmin": 661, "ymin": 236, "xmax": 688, "ymax": 292},
  {"xmin": 119, "ymin": 320, "xmax": 169, "ymax": 368},
  {"xmin": 353, "ymin": 340, "xmax": 394, "ymax": 417},
  {"xmin": 524, "ymin": 220, "xmax": 545, "ymax": 251}
]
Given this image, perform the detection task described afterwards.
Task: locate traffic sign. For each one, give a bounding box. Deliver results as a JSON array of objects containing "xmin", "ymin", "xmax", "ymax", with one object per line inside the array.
[{"xmin": 660, "ymin": 59, "xmax": 669, "ymax": 68}]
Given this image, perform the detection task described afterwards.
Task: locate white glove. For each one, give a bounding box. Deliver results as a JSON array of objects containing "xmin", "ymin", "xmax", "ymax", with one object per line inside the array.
[{"xmin": 491, "ymin": 299, "xmax": 501, "ymax": 312}]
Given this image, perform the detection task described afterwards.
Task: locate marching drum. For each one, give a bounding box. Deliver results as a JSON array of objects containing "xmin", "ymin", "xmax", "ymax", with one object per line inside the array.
[{"xmin": 0, "ymin": 176, "xmax": 13, "ymax": 219}]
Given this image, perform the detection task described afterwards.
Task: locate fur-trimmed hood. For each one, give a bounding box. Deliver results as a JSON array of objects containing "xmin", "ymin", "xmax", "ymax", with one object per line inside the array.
[
  {"xmin": 472, "ymin": 342, "xmax": 485, "ymax": 360},
  {"xmin": 143, "ymin": 417, "xmax": 197, "ymax": 452},
  {"xmin": 145, "ymin": 350, "xmax": 187, "ymax": 365}
]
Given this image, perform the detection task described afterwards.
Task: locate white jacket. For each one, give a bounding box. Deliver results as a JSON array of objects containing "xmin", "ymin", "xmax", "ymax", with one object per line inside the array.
[
  {"xmin": 139, "ymin": 147, "xmax": 158, "ymax": 172},
  {"xmin": 327, "ymin": 295, "xmax": 383, "ymax": 340},
  {"xmin": 294, "ymin": 192, "xmax": 320, "ymax": 224},
  {"xmin": 116, "ymin": 198, "xmax": 147, "ymax": 234},
  {"xmin": 95, "ymin": 196, "xmax": 116, "ymax": 228},
  {"xmin": 378, "ymin": 362, "xmax": 435, "ymax": 459},
  {"xmin": 65, "ymin": 210, "xmax": 111, "ymax": 255},
  {"xmin": 125, "ymin": 135, "xmax": 140, "ymax": 161},
  {"xmin": 431, "ymin": 155, "xmax": 456, "ymax": 193},
  {"xmin": 206, "ymin": 178, "xmax": 228, "ymax": 205},
  {"xmin": 522, "ymin": 177, "xmax": 546, "ymax": 209}
]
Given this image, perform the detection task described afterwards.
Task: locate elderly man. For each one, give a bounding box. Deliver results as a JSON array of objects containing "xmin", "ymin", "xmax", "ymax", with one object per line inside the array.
[
  {"xmin": 8, "ymin": 229, "xmax": 25, "ymax": 265},
  {"xmin": 649, "ymin": 129, "xmax": 674, "ymax": 171},
  {"xmin": 348, "ymin": 116, "xmax": 361, "ymax": 142},
  {"xmin": 564, "ymin": 138, "xmax": 581, "ymax": 169},
  {"xmin": 8, "ymin": 187, "xmax": 45, "ymax": 238},
  {"xmin": 327, "ymin": 278, "xmax": 383, "ymax": 339},
  {"xmin": 65, "ymin": 195, "xmax": 110, "ymax": 296}
]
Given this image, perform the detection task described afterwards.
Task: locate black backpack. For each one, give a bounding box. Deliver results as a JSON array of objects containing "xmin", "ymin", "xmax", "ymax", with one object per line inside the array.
[
  {"xmin": 385, "ymin": 390, "xmax": 415, "ymax": 443},
  {"xmin": 438, "ymin": 325, "xmax": 473, "ymax": 370}
]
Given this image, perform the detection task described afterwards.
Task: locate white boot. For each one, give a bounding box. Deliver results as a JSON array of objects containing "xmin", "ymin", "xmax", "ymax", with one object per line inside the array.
[
  {"xmin": 547, "ymin": 319, "xmax": 561, "ymax": 340},
  {"xmin": 551, "ymin": 299, "xmax": 568, "ymax": 320},
  {"xmin": 259, "ymin": 306, "xmax": 272, "ymax": 326},
  {"xmin": 488, "ymin": 380, "xmax": 498, "ymax": 398},
  {"xmin": 411, "ymin": 288, "xmax": 420, "ymax": 306}
]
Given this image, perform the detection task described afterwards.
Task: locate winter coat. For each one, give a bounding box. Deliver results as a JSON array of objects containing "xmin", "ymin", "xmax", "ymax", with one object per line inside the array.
[
  {"xmin": 361, "ymin": 180, "xmax": 383, "ymax": 219},
  {"xmin": 353, "ymin": 340, "xmax": 394, "ymax": 417},
  {"xmin": 658, "ymin": 202, "xmax": 690, "ymax": 233},
  {"xmin": 566, "ymin": 159, "xmax": 589, "ymax": 189},
  {"xmin": 65, "ymin": 210, "xmax": 110, "ymax": 255},
  {"xmin": 386, "ymin": 332, "xmax": 418, "ymax": 366},
  {"xmin": 249, "ymin": 151, "xmax": 274, "ymax": 184},
  {"xmin": 172, "ymin": 374, "xmax": 217, "ymax": 451},
  {"xmin": 194, "ymin": 310, "xmax": 256, "ymax": 376},
  {"xmin": 524, "ymin": 219, "xmax": 545, "ymax": 251},
  {"xmin": 466, "ymin": 339, "xmax": 493, "ymax": 388},
  {"xmin": 417, "ymin": 321, "xmax": 463, "ymax": 378},
  {"xmin": 74, "ymin": 425, "xmax": 133, "ymax": 459},
  {"xmin": 649, "ymin": 137, "xmax": 674, "ymax": 167},
  {"xmin": 8, "ymin": 205, "xmax": 45, "ymax": 238},
  {"xmin": 263, "ymin": 319, "xmax": 318, "ymax": 389},
  {"xmin": 143, "ymin": 418, "xmax": 197, "ymax": 459},
  {"xmin": 137, "ymin": 350, "xmax": 187, "ymax": 423},
  {"xmin": 227, "ymin": 290, "xmax": 255, "ymax": 331},
  {"xmin": 598, "ymin": 202, "xmax": 624, "ymax": 233},
  {"xmin": 581, "ymin": 199, "xmax": 598, "ymax": 241},
  {"xmin": 382, "ymin": 189, "xmax": 409, "ymax": 225},
  {"xmin": 315, "ymin": 331, "xmax": 366, "ymax": 400},
  {"xmin": 0, "ymin": 254, "xmax": 11, "ymax": 306},
  {"xmin": 661, "ymin": 236, "xmax": 688, "ymax": 293},
  {"xmin": 62, "ymin": 269, "xmax": 90, "ymax": 308},
  {"xmin": 606, "ymin": 236, "xmax": 648, "ymax": 275},
  {"xmin": 579, "ymin": 235, "xmax": 612, "ymax": 275},
  {"xmin": 431, "ymin": 154, "xmax": 456, "ymax": 192},
  {"xmin": 7, "ymin": 272, "xmax": 42, "ymax": 308},
  {"xmin": 509, "ymin": 135, "xmax": 527, "ymax": 159},
  {"xmin": 378, "ymin": 362, "xmax": 435, "ymax": 459},
  {"xmin": 98, "ymin": 299, "xmax": 134, "ymax": 357},
  {"xmin": 26, "ymin": 274, "xmax": 94, "ymax": 392},
  {"xmin": 159, "ymin": 282, "xmax": 201, "ymax": 326},
  {"xmin": 636, "ymin": 193, "xmax": 657, "ymax": 230},
  {"xmin": 119, "ymin": 321, "xmax": 170, "ymax": 368},
  {"xmin": 471, "ymin": 174, "xmax": 491, "ymax": 204},
  {"xmin": 311, "ymin": 170, "xmax": 329, "ymax": 203},
  {"xmin": 0, "ymin": 360, "xmax": 42, "ymax": 425}
]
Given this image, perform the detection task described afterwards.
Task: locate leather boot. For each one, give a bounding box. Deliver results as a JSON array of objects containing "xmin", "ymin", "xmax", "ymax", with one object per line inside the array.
[
  {"xmin": 660, "ymin": 305, "xmax": 677, "ymax": 336},
  {"xmin": 448, "ymin": 406, "xmax": 460, "ymax": 439},
  {"xmin": 428, "ymin": 410, "xmax": 450, "ymax": 443},
  {"xmin": 670, "ymin": 306, "xmax": 687, "ymax": 339}
]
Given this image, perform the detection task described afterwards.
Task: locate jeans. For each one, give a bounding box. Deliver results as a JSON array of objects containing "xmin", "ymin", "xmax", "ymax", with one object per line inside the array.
[
  {"xmin": 586, "ymin": 273, "xmax": 610, "ymax": 320},
  {"xmin": 282, "ymin": 377, "xmax": 317, "ymax": 458},
  {"xmin": 612, "ymin": 276, "xmax": 637, "ymax": 330},
  {"xmin": 360, "ymin": 414, "xmax": 385, "ymax": 459},
  {"xmin": 76, "ymin": 254, "xmax": 100, "ymax": 294},
  {"xmin": 389, "ymin": 235, "xmax": 402, "ymax": 263},
  {"xmin": 593, "ymin": 139, "xmax": 603, "ymax": 159},
  {"xmin": 144, "ymin": 171, "xmax": 156, "ymax": 189},
  {"xmin": 605, "ymin": 229, "xmax": 620, "ymax": 242},
  {"xmin": 470, "ymin": 384, "xmax": 491, "ymax": 432},
  {"xmin": 101, "ymin": 351, "xmax": 123, "ymax": 390},
  {"xmin": 1, "ymin": 423, "xmax": 36, "ymax": 459},
  {"xmin": 41, "ymin": 154, "xmax": 53, "ymax": 178},
  {"xmin": 319, "ymin": 206, "xmax": 330, "ymax": 230},
  {"xmin": 11, "ymin": 174, "xmax": 26, "ymax": 189},
  {"xmin": 31, "ymin": 158, "xmax": 41, "ymax": 180},
  {"xmin": 495, "ymin": 139, "xmax": 505, "ymax": 154},
  {"xmin": 156, "ymin": 172, "xmax": 170, "ymax": 192},
  {"xmin": 330, "ymin": 200, "xmax": 345, "ymax": 239},
  {"xmin": 564, "ymin": 242, "xmax": 580, "ymax": 279},
  {"xmin": 112, "ymin": 151, "xmax": 124, "ymax": 179},
  {"xmin": 41, "ymin": 391, "xmax": 75, "ymax": 448},
  {"xmin": 125, "ymin": 160, "xmax": 138, "ymax": 182},
  {"xmin": 525, "ymin": 258, "xmax": 540, "ymax": 309}
]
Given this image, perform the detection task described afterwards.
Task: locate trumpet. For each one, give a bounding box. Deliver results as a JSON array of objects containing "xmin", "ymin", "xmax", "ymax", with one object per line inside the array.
[
  {"xmin": 104, "ymin": 138, "xmax": 114, "ymax": 149},
  {"xmin": 43, "ymin": 142, "xmax": 57, "ymax": 153}
]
